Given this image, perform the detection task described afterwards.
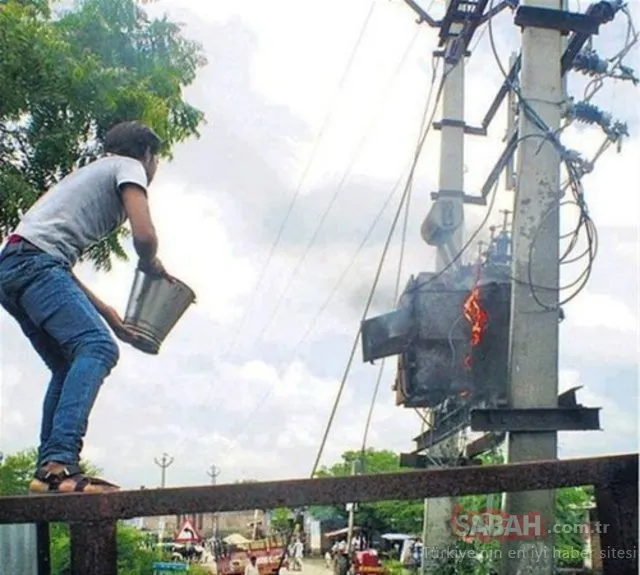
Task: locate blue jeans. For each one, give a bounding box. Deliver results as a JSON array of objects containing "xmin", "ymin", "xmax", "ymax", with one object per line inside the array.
[{"xmin": 0, "ymin": 244, "xmax": 119, "ymax": 467}]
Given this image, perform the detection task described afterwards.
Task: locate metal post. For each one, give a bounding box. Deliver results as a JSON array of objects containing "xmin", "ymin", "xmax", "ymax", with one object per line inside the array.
[
  {"xmin": 504, "ymin": 0, "xmax": 563, "ymax": 571},
  {"xmin": 420, "ymin": 15, "xmax": 467, "ymax": 572},
  {"xmin": 346, "ymin": 460, "xmax": 358, "ymax": 550},
  {"xmin": 154, "ymin": 453, "xmax": 175, "ymax": 532},
  {"xmin": 69, "ymin": 521, "xmax": 118, "ymax": 575},
  {"xmin": 208, "ymin": 464, "xmax": 221, "ymax": 537},
  {"xmin": 36, "ymin": 522, "xmax": 50, "ymax": 575},
  {"xmin": 154, "ymin": 453, "xmax": 174, "ymax": 488},
  {"xmin": 252, "ymin": 509, "xmax": 260, "ymax": 540}
]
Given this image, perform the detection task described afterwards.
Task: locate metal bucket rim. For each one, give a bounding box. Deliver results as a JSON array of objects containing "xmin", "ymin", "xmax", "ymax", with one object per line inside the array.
[
  {"xmin": 124, "ymin": 324, "xmax": 162, "ymax": 354},
  {"xmin": 124, "ymin": 323, "xmax": 163, "ymax": 344}
]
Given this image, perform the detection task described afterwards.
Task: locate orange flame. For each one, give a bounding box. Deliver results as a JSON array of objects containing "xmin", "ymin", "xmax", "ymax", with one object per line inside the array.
[{"xmin": 463, "ymin": 286, "xmax": 489, "ymax": 370}]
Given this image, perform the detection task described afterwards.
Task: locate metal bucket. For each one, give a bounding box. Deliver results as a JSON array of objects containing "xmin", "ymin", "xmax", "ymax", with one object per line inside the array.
[{"xmin": 123, "ymin": 269, "xmax": 196, "ymax": 355}]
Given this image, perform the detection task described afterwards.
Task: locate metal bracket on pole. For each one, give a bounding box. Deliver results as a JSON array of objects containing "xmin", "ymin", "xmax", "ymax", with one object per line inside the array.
[
  {"xmin": 432, "ymin": 119, "xmax": 487, "ymax": 136},
  {"xmin": 470, "ymin": 406, "xmax": 601, "ymax": 432},
  {"xmin": 400, "ymin": 453, "xmax": 482, "ymax": 469},
  {"xmin": 515, "ymin": 5, "xmax": 607, "ymax": 35},
  {"xmin": 465, "ymin": 431, "xmax": 506, "ymax": 458},
  {"xmin": 430, "ymin": 189, "xmax": 487, "ymax": 206},
  {"xmin": 471, "ymin": 381, "xmax": 601, "ymax": 433},
  {"xmin": 412, "ymin": 406, "xmax": 470, "ymax": 451}
]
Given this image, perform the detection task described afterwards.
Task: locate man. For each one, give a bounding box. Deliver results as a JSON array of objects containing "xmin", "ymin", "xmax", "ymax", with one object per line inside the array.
[
  {"xmin": 244, "ymin": 556, "xmax": 259, "ymax": 575},
  {"xmin": 292, "ymin": 537, "xmax": 304, "ymax": 571},
  {"xmin": 0, "ymin": 120, "xmax": 170, "ymax": 494}
]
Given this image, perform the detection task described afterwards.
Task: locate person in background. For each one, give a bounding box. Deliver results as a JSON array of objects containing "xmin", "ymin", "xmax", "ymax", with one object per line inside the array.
[
  {"xmin": 411, "ymin": 537, "xmax": 423, "ymax": 574},
  {"xmin": 325, "ymin": 548, "xmax": 333, "ymax": 570},
  {"xmin": 0, "ymin": 120, "xmax": 171, "ymax": 494},
  {"xmin": 244, "ymin": 556, "xmax": 259, "ymax": 575},
  {"xmin": 335, "ymin": 541, "xmax": 350, "ymax": 575},
  {"xmin": 294, "ymin": 537, "xmax": 305, "ymax": 571}
]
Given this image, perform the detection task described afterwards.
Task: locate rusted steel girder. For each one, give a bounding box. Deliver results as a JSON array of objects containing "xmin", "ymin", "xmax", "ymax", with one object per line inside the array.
[
  {"xmin": 595, "ymin": 478, "xmax": 639, "ymax": 575},
  {"xmin": 69, "ymin": 521, "xmax": 118, "ymax": 575},
  {"xmin": 0, "ymin": 453, "xmax": 636, "ymax": 524}
]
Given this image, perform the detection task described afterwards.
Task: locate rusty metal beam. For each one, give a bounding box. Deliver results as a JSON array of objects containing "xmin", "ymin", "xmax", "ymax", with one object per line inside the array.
[
  {"xmin": 36, "ymin": 522, "xmax": 50, "ymax": 575},
  {"xmin": 69, "ymin": 520, "xmax": 117, "ymax": 575},
  {"xmin": 0, "ymin": 453, "xmax": 635, "ymax": 525},
  {"xmin": 595, "ymin": 479, "xmax": 639, "ymax": 575}
]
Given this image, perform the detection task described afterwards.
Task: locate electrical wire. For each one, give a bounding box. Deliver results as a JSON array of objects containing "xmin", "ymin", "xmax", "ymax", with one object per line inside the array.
[
  {"xmin": 481, "ymin": 0, "xmax": 605, "ymax": 310},
  {"xmin": 168, "ymin": 4, "xmax": 379, "ymax": 456},
  {"xmin": 211, "ymin": 167, "xmax": 408, "ymax": 456},
  {"xmin": 192, "ymin": 30, "xmax": 426, "ymax": 461},
  {"xmin": 310, "ymin": 63, "xmax": 452, "ymax": 477},
  {"xmin": 213, "ymin": 1, "xmax": 378, "ymax": 368},
  {"xmin": 358, "ymin": 57, "xmax": 441, "ymax": 464},
  {"xmin": 241, "ymin": 27, "xmax": 421, "ymax": 359}
]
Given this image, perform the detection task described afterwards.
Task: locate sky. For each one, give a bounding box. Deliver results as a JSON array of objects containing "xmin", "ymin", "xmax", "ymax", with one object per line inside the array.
[{"xmin": 0, "ymin": 0, "xmax": 638, "ymax": 492}]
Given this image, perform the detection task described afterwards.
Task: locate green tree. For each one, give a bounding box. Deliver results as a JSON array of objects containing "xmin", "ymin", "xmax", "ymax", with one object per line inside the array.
[
  {"xmin": 315, "ymin": 449, "xmax": 594, "ymax": 575},
  {"xmin": 313, "ymin": 448, "xmax": 423, "ymax": 534},
  {"xmin": 0, "ymin": 447, "xmax": 212, "ymax": 574},
  {"xmin": 270, "ymin": 507, "xmax": 293, "ymax": 534},
  {"xmin": 0, "ymin": 0, "xmax": 206, "ymax": 270},
  {"xmin": 0, "ymin": 447, "xmax": 101, "ymax": 495},
  {"xmin": 433, "ymin": 450, "xmax": 594, "ymax": 575}
]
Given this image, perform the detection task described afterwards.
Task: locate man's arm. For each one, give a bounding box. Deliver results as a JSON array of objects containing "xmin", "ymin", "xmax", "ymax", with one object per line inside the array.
[
  {"xmin": 119, "ymin": 183, "xmax": 158, "ymax": 263},
  {"xmin": 119, "ymin": 183, "xmax": 171, "ymax": 279}
]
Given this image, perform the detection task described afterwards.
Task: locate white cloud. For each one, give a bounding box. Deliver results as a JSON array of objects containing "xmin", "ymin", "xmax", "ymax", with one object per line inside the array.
[
  {"xmin": 0, "ymin": 0, "xmax": 637, "ymax": 491},
  {"xmin": 565, "ymin": 291, "xmax": 638, "ymax": 332},
  {"xmin": 558, "ymin": 370, "xmax": 638, "ymax": 458}
]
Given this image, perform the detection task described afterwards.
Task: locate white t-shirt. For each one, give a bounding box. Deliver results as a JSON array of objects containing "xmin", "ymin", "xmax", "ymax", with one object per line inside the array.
[{"xmin": 14, "ymin": 155, "xmax": 148, "ymax": 267}]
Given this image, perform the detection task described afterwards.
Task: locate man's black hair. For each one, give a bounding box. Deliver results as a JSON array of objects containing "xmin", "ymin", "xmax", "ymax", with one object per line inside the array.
[{"xmin": 103, "ymin": 121, "xmax": 163, "ymax": 160}]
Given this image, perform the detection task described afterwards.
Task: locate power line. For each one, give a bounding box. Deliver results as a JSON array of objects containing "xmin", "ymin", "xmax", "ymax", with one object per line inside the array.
[
  {"xmin": 240, "ymin": 27, "xmax": 422, "ymax": 359},
  {"xmin": 359, "ymin": 57, "xmax": 442, "ymax": 463},
  {"xmin": 171, "ymin": 26, "xmax": 426, "ymax": 460},
  {"xmin": 213, "ymin": 54, "xmax": 443, "ymax": 462},
  {"xmin": 310, "ymin": 70, "xmax": 449, "ymax": 478},
  {"xmin": 168, "ymin": 3, "xmax": 380, "ymax": 457},
  {"xmin": 211, "ymin": 159, "xmax": 410, "ymax": 461},
  {"xmin": 214, "ymin": 0, "xmax": 378, "ymax": 367}
]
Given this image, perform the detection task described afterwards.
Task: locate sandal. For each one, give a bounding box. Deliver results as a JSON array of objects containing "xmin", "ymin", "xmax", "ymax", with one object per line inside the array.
[{"xmin": 29, "ymin": 463, "xmax": 120, "ymax": 494}]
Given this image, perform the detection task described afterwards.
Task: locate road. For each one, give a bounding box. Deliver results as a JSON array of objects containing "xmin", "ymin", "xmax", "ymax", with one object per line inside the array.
[
  {"xmin": 200, "ymin": 557, "xmax": 330, "ymax": 575},
  {"xmin": 299, "ymin": 558, "xmax": 331, "ymax": 575}
]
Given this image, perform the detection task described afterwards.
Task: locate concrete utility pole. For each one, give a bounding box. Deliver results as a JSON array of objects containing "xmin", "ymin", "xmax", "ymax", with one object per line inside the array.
[
  {"xmin": 346, "ymin": 459, "xmax": 358, "ymax": 550},
  {"xmin": 504, "ymin": 0, "xmax": 563, "ymax": 571},
  {"xmin": 419, "ymin": 7, "xmax": 467, "ymax": 570},
  {"xmin": 154, "ymin": 453, "xmax": 174, "ymax": 488},
  {"xmin": 154, "ymin": 453, "xmax": 177, "ymax": 531},
  {"xmin": 252, "ymin": 509, "xmax": 260, "ymax": 540},
  {"xmin": 207, "ymin": 464, "xmax": 221, "ymax": 537}
]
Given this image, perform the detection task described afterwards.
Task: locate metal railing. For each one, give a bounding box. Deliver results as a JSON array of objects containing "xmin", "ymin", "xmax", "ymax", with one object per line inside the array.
[{"xmin": 0, "ymin": 453, "xmax": 637, "ymax": 575}]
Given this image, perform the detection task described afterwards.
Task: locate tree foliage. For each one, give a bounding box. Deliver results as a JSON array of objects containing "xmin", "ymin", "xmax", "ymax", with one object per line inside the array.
[
  {"xmin": 315, "ymin": 449, "xmax": 595, "ymax": 575},
  {"xmin": 0, "ymin": 448, "xmax": 212, "ymax": 574},
  {"xmin": 433, "ymin": 451, "xmax": 594, "ymax": 575},
  {"xmin": 313, "ymin": 448, "xmax": 424, "ymax": 535},
  {"xmin": 0, "ymin": 0, "xmax": 206, "ymax": 270},
  {"xmin": 270, "ymin": 507, "xmax": 293, "ymax": 535},
  {"xmin": 0, "ymin": 447, "xmax": 100, "ymax": 495}
]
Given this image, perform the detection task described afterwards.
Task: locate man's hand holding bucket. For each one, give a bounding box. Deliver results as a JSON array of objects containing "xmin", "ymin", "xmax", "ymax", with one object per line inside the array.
[{"xmin": 138, "ymin": 255, "xmax": 174, "ymax": 282}]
